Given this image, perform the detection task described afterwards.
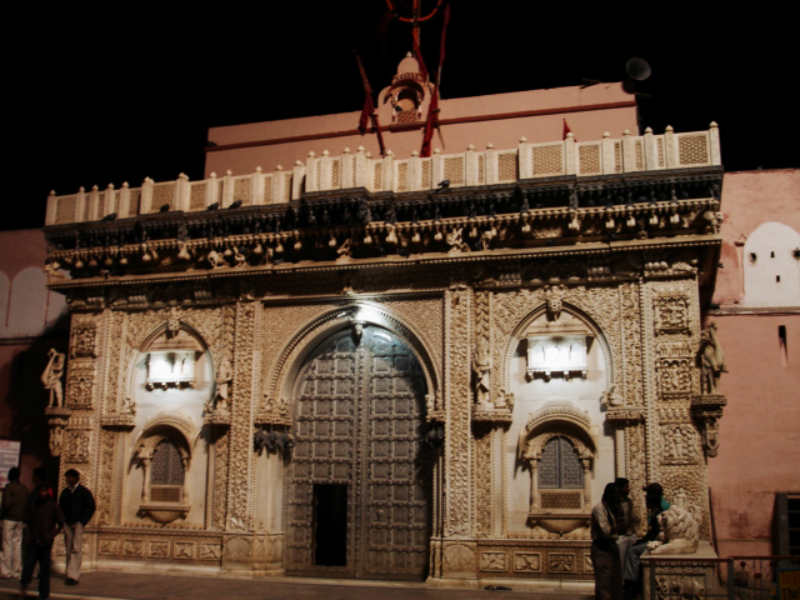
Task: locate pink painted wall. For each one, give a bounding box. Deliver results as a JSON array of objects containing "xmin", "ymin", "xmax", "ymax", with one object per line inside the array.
[
  {"xmin": 708, "ymin": 314, "xmax": 800, "ymax": 556},
  {"xmin": 713, "ymin": 169, "xmax": 800, "ymax": 306},
  {"xmin": 205, "ymin": 83, "xmax": 638, "ymax": 177},
  {"xmin": 707, "ymin": 168, "xmax": 800, "ymax": 557}
]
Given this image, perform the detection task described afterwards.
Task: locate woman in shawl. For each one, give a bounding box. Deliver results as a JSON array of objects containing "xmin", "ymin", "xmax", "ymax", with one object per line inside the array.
[{"xmin": 591, "ymin": 482, "xmax": 623, "ymax": 600}]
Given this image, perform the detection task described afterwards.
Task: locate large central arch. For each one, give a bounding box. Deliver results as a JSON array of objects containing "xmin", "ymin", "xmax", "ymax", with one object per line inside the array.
[{"xmin": 281, "ymin": 308, "xmax": 436, "ymax": 580}]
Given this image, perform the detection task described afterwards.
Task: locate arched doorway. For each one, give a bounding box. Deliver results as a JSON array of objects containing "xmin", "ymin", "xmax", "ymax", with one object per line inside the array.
[{"xmin": 285, "ymin": 324, "xmax": 431, "ymax": 580}]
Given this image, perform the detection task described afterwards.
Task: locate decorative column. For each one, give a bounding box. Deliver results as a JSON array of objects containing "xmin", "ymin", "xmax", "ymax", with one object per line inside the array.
[
  {"xmin": 222, "ymin": 299, "xmax": 258, "ymax": 568},
  {"xmin": 438, "ymin": 285, "xmax": 476, "ymax": 581}
]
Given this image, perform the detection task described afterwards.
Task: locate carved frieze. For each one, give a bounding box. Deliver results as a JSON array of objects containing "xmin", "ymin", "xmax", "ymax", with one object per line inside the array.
[
  {"xmin": 71, "ymin": 321, "xmax": 98, "ymax": 358},
  {"xmin": 659, "ymin": 424, "xmax": 699, "ymax": 465},
  {"xmin": 652, "ymin": 293, "xmax": 690, "ymax": 335},
  {"xmin": 479, "ymin": 551, "xmax": 507, "ymax": 572},
  {"xmin": 66, "ymin": 362, "xmax": 95, "ymax": 409},
  {"xmin": 64, "ymin": 429, "xmax": 91, "ymax": 464},
  {"xmin": 656, "ymin": 358, "xmax": 692, "ymax": 397},
  {"xmin": 513, "ymin": 552, "xmax": 542, "ymax": 573}
]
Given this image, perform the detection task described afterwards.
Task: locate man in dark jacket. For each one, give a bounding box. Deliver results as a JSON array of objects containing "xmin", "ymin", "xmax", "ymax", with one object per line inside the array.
[
  {"xmin": 1, "ymin": 467, "xmax": 29, "ymax": 578},
  {"xmin": 58, "ymin": 469, "xmax": 95, "ymax": 585},
  {"xmin": 21, "ymin": 467, "xmax": 64, "ymax": 600}
]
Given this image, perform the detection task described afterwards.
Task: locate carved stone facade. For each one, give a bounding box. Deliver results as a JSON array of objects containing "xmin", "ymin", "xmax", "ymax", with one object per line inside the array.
[{"xmin": 42, "ymin": 113, "xmax": 724, "ymax": 583}]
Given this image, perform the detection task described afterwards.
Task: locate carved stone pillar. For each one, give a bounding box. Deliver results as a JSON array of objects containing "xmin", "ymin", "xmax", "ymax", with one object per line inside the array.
[{"xmin": 441, "ymin": 285, "xmax": 475, "ymax": 580}]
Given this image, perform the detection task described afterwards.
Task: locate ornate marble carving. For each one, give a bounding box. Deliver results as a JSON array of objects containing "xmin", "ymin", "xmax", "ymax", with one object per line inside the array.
[
  {"xmin": 652, "ymin": 293, "xmax": 690, "ymax": 335},
  {"xmin": 64, "ymin": 429, "xmax": 91, "ymax": 464},
  {"xmin": 443, "ymin": 542, "xmax": 476, "ymax": 574},
  {"xmin": 479, "ymin": 551, "xmax": 507, "ymax": 572},
  {"xmin": 659, "ymin": 425, "xmax": 699, "ymax": 465},
  {"xmin": 44, "ymin": 408, "xmax": 71, "ymax": 457},
  {"xmin": 691, "ymin": 394, "xmax": 726, "ymax": 458},
  {"xmin": 646, "ymin": 505, "xmax": 700, "ymax": 555},
  {"xmin": 66, "ymin": 363, "xmax": 95, "ymax": 409},
  {"xmin": 213, "ymin": 430, "xmax": 230, "ymax": 530},
  {"xmin": 656, "ymin": 358, "xmax": 692, "ymax": 397},
  {"xmin": 227, "ymin": 301, "xmax": 256, "ymax": 531},
  {"xmin": 475, "ymin": 431, "xmax": 493, "ymax": 537},
  {"xmin": 41, "ymin": 348, "xmax": 66, "ymax": 408},
  {"xmin": 71, "ymin": 321, "xmax": 98, "ymax": 358},
  {"xmin": 444, "ymin": 287, "xmax": 472, "ymax": 538},
  {"xmin": 97, "ymin": 430, "xmax": 116, "ymax": 526},
  {"xmin": 698, "ymin": 323, "xmax": 725, "ymax": 394},
  {"xmin": 513, "ymin": 552, "xmax": 542, "ymax": 573}
]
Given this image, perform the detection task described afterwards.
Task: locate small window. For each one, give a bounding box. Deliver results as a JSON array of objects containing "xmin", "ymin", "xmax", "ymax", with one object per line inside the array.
[
  {"xmin": 538, "ymin": 436, "xmax": 584, "ymax": 489},
  {"xmin": 150, "ymin": 440, "xmax": 185, "ymax": 502}
]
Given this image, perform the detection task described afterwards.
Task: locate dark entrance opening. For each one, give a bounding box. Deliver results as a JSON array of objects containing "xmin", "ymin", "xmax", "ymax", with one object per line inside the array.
[{"xmin": 313, "ymin": 484, "xmax": 347, "ymax": 566}]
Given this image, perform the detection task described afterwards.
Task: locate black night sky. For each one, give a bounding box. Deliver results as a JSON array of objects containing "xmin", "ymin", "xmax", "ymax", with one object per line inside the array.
[{"xmin": 6, "ymin": 3, "xmax": 797, "ymax": 231}]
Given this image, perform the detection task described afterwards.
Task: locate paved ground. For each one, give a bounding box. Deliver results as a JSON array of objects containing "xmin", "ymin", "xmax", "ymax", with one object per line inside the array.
[{"xmin": 0, "ymin": 571, "xmax": 594, "ymax": 600}]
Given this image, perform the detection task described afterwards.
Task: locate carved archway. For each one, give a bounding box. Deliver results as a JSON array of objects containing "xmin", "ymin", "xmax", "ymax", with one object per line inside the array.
[
  {"xmin": 265, "ymin": 302, "xmax": 441, "ymax": 422},
  {"xmin": 281, "ymin": 316, "xmax": 435, "ymax": 580}
]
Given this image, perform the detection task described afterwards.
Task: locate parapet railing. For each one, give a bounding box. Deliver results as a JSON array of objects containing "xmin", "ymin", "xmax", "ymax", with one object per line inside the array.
[
  {"xmin": 45, "ymin": 124, "xmax": 721, "ymax": 227},
  {"xmin": 642, "ymin": 554, "xmax": 800, "ymax": 599}
]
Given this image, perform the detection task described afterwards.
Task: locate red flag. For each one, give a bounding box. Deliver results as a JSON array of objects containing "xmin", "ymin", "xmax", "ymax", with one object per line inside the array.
[
  {"xmin": 420, "ymin": 2, "xmax": 450, "ymax": 157},
  {"xmin": 354, "ymin": 52, "xmax": 386, "ymax": 156},
  {"xmin": 562, "ymin": 118, "xmax": 576, "ymax": 141}
]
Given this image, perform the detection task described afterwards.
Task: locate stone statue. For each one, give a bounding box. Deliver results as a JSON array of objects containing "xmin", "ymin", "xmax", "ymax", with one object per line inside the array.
[
  {"xmin": 41, "ymin": 348, "xmax": 66, "ymax": 408},
  {"xmin": 214, "ymin": 356, "xmax": 233, "ymax": 412},
  {"xmin": 473, "ymin": 337, "xmax": 491, "ymax": 407},
  {"xmin": 698, "ymin": 322, "xmax": 725, "ymax": 394},
  {"xmin": 646, "ymin": 505, "xmax": 700, "ymax": 555}
]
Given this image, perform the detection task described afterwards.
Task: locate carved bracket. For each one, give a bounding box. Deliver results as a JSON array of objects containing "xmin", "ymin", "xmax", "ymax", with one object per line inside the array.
[
  {"xmin": 253, "ymin": 425, "xmax": 294, "ymax": 459},
  {"xmin": 691, "ymin": 394, "xmax": 726, "ymax": 458}
]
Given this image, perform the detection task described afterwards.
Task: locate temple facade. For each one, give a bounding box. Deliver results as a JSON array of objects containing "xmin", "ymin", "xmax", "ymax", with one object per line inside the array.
[{"xmin": 37, "ymin": 62, "xmax": 730, "ymax": 583}]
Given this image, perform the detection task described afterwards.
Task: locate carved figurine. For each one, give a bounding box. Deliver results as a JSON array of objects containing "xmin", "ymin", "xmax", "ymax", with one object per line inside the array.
[
  {"xmin": 472, "ymin": 337, "xmax": 491, "ymax": 407},
  {"xmin": 41, "ymin": 348, "xmax": 66, "ymax": 408},
  {"xmin": 646, "ymin": 505, "xmax": 700, "ymax": 555},
  {"xmin": 207, "ymin": 249, "xmax": 227, "ymax": 268},
  {"xmin": 336, "ymin": 238, "xmax": 352, "ymax": 259},
  {"xmin": 446, "ymin": 227, "xmax": 469, "ymax": 254},
  {"xmin": 698, "ymin": 323, "xmax": 726, "ymax": 394},
  {"xmin": 213, "ymin": 356, "xmax": 233, "ymax": 412}
]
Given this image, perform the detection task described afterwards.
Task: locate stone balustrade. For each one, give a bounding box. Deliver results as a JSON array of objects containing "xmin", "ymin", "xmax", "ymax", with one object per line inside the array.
[{"xmin": 45, "ymin": 124, "xmax": 721, "ymax": 227}]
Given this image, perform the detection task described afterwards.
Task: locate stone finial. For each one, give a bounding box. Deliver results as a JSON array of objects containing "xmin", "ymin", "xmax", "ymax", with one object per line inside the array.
[
  {"xmin": 308, "ymin": 151, "xmax": 316, "ymax": 158},
  {"xmin": 343, "ymin": 147, "xmax": 351, "ymax": 154},
  {"xmin": 210, "ymin": 172, "xmax": 217, "ymax": 178},
  {"xmin": 178, "ymin": 172, "xmax": 188, "ymax": 180},
  {"xmin": 602, "ymin": 131, "xmax": 610, "ymax": 138},
  {"xmin": 486, "ymin": 143, "xmax": 494, "ymax": 149},
  {"xmin": 467, "ymin": 144, "xmax": 475, "ymax": 151},
  {"xmin": 519, "ymin": 136, "xmax": 527, "ymax": 143},
  {"xmin": 256, "ymin": 166, "xmax": 262, "ymax": 173},
  {"xmin": 92, "ymin": 184, "xmax": 99, "ymax": 191},
  {"xmin": 386, "ymin": 149, "xmax": 394, "ymax": 156},
  {"xmin": 295, "ymin": 160, "xmax": 303, "ymax": 166},
  {"xmin": 565, "ymin": 133, "xmax": 574, "ymax": 140},
  {"xmin": 79, "ymin": 186, "xmax": 86, "ymax": 192},
  {"xmin": 322, "ymin": 149, "xmax": 329, "ymax": 156},
  {"xmin": 49, "ymin": 189, "xmax": 56, "ymax": 196},
  {"xmin": 357, "ymin": 145, "xmax": 365, "ymax": 153},
  {"xmin": 623, "ymin": 129, "xmax": 631, "ymax": 136},
  {"xmin": 434, "ymin": 148, "xmax": 441, "ymax": 154},
  {"xmin": 709, "ymin": 121, "xmax": 718, "ymax": 129},
  {"xmin": 665, "ymin": 125, "xmax": 674, "ymax": 132},
  {"xmin": 644, "ymin": 126, "xmax": 653, "ymax": 134},
  {"xmin": 276, "ymin": 164, "xmax": 283, "ymax": 170},
  {"xmin": 226, "ymin": 169, "xmax": 233, "ymax": 176},
  {"xmin": 122, "ymin": 181, "xmax": 129, "ymax": 188},
  {"xmin": 411, "ymin": 150, "xmax": 419, "ymax": 157},
  {"xmin": 106, "ymin": 183, "xmax": 114, "ymax": 189}
]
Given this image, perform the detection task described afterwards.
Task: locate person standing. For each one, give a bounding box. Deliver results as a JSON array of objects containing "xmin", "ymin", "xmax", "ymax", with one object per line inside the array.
[
  {"xmin": 58, "ymin": 469, "xmax": 95, "ymax": 585},
  {"xmin": 591, "ymin": 482, "xmax": 623, "ymax": 600},
  {"xmin": 20, "ymin": 467, "xmax": 63, "ymax": 600},
  {"xmin": 1, "ymin": 467, "xmax": 29, "ymax": 579},
  {"xmin": 614, "ymin": 478, "xmax": 637, "ymax": 575},
  {"xmin": 623, "ymin": 482, "xmax": 670, "ymax": 600}
]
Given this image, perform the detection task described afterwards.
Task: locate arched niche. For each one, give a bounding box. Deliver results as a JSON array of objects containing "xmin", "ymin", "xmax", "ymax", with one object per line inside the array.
[
  {"xmin": 131, "ymin": 415, "xmax": 195, "ymax": 524},
  {"xmin": 126, "ymin": 321, "xmax": 214, "ymax": 428},
  {"xmin": 503, "ymin": 302, "xmax": 615, "ymax": 534},
  {"xmin": 121, "ymin": 322, "xmax": 213, "ymax": 528},
  {"xmin": 743, "ymin": 221, "xmax": 800, "ymax": 307},
  {"xmin": 269, "ymin": 301, "xmax": 441, "ymax": 420},
  {"xmin": 517, "ymin": 403, "xmax": 597, "ymax": 533}
]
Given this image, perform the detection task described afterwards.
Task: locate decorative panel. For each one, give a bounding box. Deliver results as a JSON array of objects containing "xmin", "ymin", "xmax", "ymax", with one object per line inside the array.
[
  {"xmin": 678, "ymin": 135, "xmax": 708, "ymax": 165},
  {"xmin": 444, "ymin": 157, "xmax": 464, "ymax": 186}
]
